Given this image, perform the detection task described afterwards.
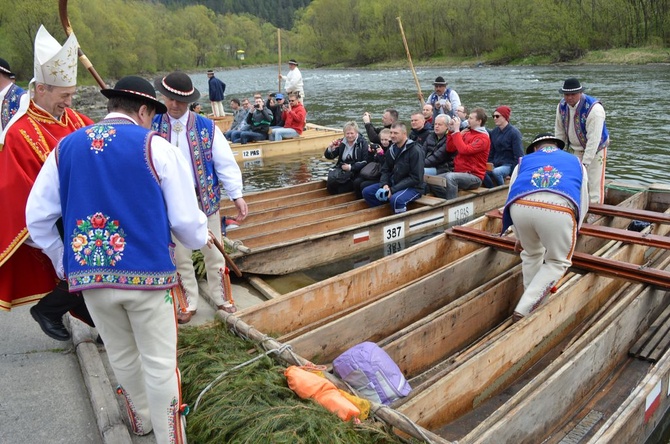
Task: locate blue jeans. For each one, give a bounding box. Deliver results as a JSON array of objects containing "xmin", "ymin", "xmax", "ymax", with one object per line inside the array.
[
  {"xmin": 270, "ymin": 127, "xmax": 299, "ymax": 141},
  {"xmin": 483, "ymin": 164, "xmax": 513, "ymax": 188},
  {"xmin": 238, "ymin": 131, "xmax": 267, "ymax": 144},
  {"xmin": 432, "ymin": 172, "xmax": 482, "ymax": 200},
  {"xmin": 362, "ymin": 183, "xmax": 422, "ymax": 214},
  {"xmin": 225, "ymin": 130, "xmax": 241, "ymax": 142}
]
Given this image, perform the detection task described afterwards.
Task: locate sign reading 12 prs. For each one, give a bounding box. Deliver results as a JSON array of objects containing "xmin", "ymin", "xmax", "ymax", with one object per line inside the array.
[
  {"xmin": 242, "ymin": 148, "xmax": 262, "ymax": 159},
  {"xmin": 448, "ymin": 202, "xmax": 474, "ymax": 225}
]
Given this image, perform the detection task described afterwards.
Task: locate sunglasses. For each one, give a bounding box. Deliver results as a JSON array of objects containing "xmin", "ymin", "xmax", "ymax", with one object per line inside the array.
[{"xmin": 493, "ymin": 114, "xmax": 502, "ymax": 118}]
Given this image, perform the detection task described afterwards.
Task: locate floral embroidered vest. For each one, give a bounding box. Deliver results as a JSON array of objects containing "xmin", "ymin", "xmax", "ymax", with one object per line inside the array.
[
  {"xmin": 152, "ymin": 112, "xmax": 221, "ymax": 216},
  {"xmin": 57, "ymin": 118, "xmax": 177, "ymax": 291},
  {"xmin": 502, "ymin": 147, "xmax": 584, "ymax": 233},
  {"xmin": 1, "ymin": 83, "xmax": 25, "ymax": 128},
  {"xmin": 558, "ymin": 94, "xmax": 609, "ymax": 152}
]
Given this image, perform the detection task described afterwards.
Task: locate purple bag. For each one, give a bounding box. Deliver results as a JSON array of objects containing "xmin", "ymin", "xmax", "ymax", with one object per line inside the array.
[{"xmin": 332, "ymin": 342, "xmax": 411, "ymax": 405}]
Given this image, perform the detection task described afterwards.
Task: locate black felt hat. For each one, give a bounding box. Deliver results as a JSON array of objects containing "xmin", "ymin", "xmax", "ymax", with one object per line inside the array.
[
  {"xmin": 526, "ymin": 132, "xmax": 565, "ymax": 154},
  {"xmin": 558, "ymin": 77, "xmax": 585, "ymax": 94},
  {"xmin": 154, "ymin": 71, "xmax": 201, "ymax": 103},
  {"xmin": 0, "ymin": 57, "xmax": 14, "ymax": 77},
  {"xmin": 101, "ymin": 76, "xmax": 167, "ymax": 114},
  {"xmin": 433, "ymin": 76, "xmax": 447, "ymax": 86}
]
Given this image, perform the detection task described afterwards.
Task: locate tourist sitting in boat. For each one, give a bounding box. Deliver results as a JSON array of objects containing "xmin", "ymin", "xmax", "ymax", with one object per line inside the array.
[
  {"xmin": 409, "ymin": 110, "xmax": 432, "ymax": 147},
  {"xmin": 353, "ymin": 128, "xmax": 391, "ymax": 198},
  {"xmin": 429, "ymin": 108, "xmax": 490, "ymax": 199},
  {"xmin": 423, "ymin": 114, "xmax": 455, "ymax": 176},
  {"xmin": 422, "ymin": 103, "xmax": 434, "ymax": 125},
  {"xmin": 502, "ymin": 133, "xmax": 589, "ymax": 322},
  {"xmin": 483, "ymin": 105, "xmax": 523, "ymax": 188},
  {"xmin": 225, "ymin": 97, "xmax": 252, "ymax": 142},
  {"xmin": 362, "ymin": 108, "xmax": 398, "ymax": 144},
  {"xmin": 266, "ymin": 92, "xmax": 284, "ymax": 127},
  {"xmin": 269, "ymin": 93, "xmax": 306, "ymax": 141},
  {"xmin": 362, "ymin": 122, "xmax": 425, "ymax": 214},
  {"xmin": 189, "ymin": 101, "xmax": 205, "ymax": 115},
  {"xmin": 238, "ymin": 96, "xmax": 273, "ymax": 144},
  {"xmin": 324, "ymin": 121, "xmax": 373, "ymax": 195},
  {"xmin": 457, "ymin": 105, "xmax": 469, "ymax": 130}
]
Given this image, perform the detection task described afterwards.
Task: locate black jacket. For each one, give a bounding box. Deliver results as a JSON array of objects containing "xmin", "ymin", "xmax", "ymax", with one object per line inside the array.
[
  {"xmin": 364, "ymin": 122, "xmax": 390, "ymax": 145},
  {"xmin": 423, "ymin": 132, "xmax": 455, "ymax": 174},
  {"xmin": 324, "ymin": 134, "xmax": 373, "ymax": 175},
  {"xmin": 246, "ymin": 107, "xmax": 273, "ymax": 135},
  {"xmin": 409, "ymin": 123, "xmax": 432, "ymax": 147},
  {"xmin": 380, "ymin": 139, "xmax": 425, "ymax": 194}
]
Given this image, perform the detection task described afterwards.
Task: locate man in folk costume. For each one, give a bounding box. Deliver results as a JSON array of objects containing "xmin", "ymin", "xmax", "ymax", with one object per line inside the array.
[
  {"xmin": 501, "ymin": 133, "xmax": 589, "ymax": 322},
  {"xmin": 554, "ymin": 77, "xmax": 609, "ymax": 204},
  {"xmin": 152, "ymin": 71, "xmax": 248, "ymax": 323},
  {"xmin": 27, "ymin": 76, "xmax": 209, "ymax": 443},
  {"xmin": 0, "ymin": 25, "xmax": 94, "ymax": 340},
  {"xmin": 0, "ymin": 57, "xmax": 25, "ymax": 133}
]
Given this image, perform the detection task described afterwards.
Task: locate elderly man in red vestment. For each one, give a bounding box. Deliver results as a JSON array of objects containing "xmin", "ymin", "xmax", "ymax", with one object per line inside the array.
[{"xmin": 0, "ymin": 25, "xmax": 94, "ymax": 340}]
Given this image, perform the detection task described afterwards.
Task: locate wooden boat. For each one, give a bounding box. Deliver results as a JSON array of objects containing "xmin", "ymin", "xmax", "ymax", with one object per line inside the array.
[
  {"xmin": 212, "ymin": 115, "xmax": 234, "ymax": 132},
  {"xmin": 220, "ymin": 180, "xmax": 509, "ymax": 275},
  {"xmin": 219, "ymin": 182, "xmax": 670, "ymax": 443},
  {"xmin": 216, "ymin": 122, "xmax": 341, "ymax": 163}
]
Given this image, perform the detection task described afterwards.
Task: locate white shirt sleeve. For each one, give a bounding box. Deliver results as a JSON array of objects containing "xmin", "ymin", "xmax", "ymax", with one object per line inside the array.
[
  {"xmin": 577, "ymin": 164, "xmax": 590, "ymax": 229},
  {"xmin": 554, "ymin": 104, "xmax": 567, "ymax": 144},
  {"xmin": 211, "ymin": 126, "xmax": 244, "ymax": 200},
  {"xmin": 150, "ymin": 135, "xmax": 209, "ymax": 249},
  {"xmin": 25, "ymin": 151, "xmax": 65, "ymax": 278}
]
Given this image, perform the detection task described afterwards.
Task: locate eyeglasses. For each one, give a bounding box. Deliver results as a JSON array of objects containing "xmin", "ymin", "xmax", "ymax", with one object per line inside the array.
[{"xmin": 492, "ymin": 114, "xmax": 502, "ymax": 118}]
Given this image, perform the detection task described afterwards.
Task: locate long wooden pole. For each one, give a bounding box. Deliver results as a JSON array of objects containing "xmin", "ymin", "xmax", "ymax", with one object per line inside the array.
[
  {"xmin": 277, "ymin": 28, "xmax": 282, "ymax": 92},
  {"xmin": 396, "ymin": 16, "xmax": 424, "ymax": 107}
]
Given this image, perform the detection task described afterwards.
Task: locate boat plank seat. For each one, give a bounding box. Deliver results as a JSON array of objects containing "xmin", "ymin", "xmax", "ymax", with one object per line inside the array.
[{"xmin": 414, "ymin": 195, "xmax": 444, "ymax": 207}]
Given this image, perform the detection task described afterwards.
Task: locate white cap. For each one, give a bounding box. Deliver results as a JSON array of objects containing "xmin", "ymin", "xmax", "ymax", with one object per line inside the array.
[{"xmin": 33, "ymin": 25, "xmax": 78, "ymax": 87}]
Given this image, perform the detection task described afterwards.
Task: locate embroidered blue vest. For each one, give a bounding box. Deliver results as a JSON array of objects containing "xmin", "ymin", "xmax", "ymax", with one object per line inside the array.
[
  {"xmin": 502, "ymin": 147, "xmax": 584, "ymax": 233},
  {"xmin": 57, "ymin": 118, "xmax": 177, "ymax": 291},
  {"xmin": 559, "ymin": 94, "xmax": 609, "ymax": 152},
  {"xmin": 1, "ymin": 83, "xmax": 25, "ymax": 128},
  {"xmin": 152, "ymin": 112, "xmax": 221, "ymax": 216}
]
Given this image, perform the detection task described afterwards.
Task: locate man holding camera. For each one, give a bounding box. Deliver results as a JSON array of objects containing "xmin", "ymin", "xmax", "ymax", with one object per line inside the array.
[
  {"xmin": 238, "ymin": 96, "xmax": 274, "ymax": 144},
  {"xmin": 362, "ymin": 122, "xmax": 425, "ymax": 214},
  {"xmin": 269, "ymin": 92, "xmax": 306, "ymax": 141}
]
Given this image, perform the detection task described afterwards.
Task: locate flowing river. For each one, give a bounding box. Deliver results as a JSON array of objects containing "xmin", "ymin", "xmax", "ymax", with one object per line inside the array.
[{"xmin": 187, "ymin": 64, "xmax": 670, "ymax": 191}]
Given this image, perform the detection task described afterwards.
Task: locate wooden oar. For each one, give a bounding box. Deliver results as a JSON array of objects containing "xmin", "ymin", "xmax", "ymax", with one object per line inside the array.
[
  {"xmin": 277, "ymin": 28, "xmax": 282, "ymax": 92},
  {"xmin": 58, "ymin": 0, "xmax": 106, "ymax": 89},
  {"xmin": 396, "ymin": 16, "xmax": 424, "ymax": 107}
]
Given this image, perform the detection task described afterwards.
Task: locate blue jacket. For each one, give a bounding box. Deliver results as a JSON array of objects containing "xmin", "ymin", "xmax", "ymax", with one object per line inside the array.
[{"xmin": 208, "ymin": 76, "xmax": 226, "ymax": 101}]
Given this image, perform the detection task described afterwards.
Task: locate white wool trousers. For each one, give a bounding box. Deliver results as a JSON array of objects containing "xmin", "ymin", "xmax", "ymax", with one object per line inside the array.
[
  {"xmin": 509, "ymin": 192, "xmax": 577, "ymax": 317},
  {"xmin": 82, "ymin": 287, "xmax": 186, "ymax": 443},
  {"xmin": 210, "ymin": 101, "xmax": 225, "ymax": 117},
  {"xmin": 572, "ymin": 147, "xmax": 606, "ymax": 204},
  {"xmin": 174, "ymin": 211, "xmax": 227, "ymax": 311}
]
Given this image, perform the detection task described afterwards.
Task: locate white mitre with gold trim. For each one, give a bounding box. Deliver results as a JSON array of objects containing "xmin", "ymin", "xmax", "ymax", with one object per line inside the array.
[{"xmin": 33, "ymin": 24, "xmax": 78, "ymax": 87}]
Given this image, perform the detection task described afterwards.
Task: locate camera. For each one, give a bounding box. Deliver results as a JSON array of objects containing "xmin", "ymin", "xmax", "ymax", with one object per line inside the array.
[{"xmin": 254, "ymin": 104, "xmax": 261, "ymax": 109}]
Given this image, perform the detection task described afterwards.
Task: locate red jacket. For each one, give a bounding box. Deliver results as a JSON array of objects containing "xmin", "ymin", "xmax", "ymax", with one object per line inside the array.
[
  {"xmin": 281, "ymin": 103, "xmax": 307, "ymax": 134},
  {"xmin": 447, "ymin": 128, "xmax": 490, "ymax": 180}
]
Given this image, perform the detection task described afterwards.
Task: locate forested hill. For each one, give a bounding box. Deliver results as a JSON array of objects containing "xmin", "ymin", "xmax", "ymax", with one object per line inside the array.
[{"xmin": 156, "ymin": 0, "xmax": 312, "ymax": 29}]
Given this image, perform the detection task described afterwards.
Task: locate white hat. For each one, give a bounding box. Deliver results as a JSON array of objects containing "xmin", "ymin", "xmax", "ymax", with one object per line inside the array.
[{"xmin": 33, "ymin": 25, "xmax": 79, "ymax": 87}]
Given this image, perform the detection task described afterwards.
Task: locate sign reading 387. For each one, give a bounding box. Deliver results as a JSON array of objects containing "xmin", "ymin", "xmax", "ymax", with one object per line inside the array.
[{"xmin": 383, "ymin": 222, "xmax": 404, "ymax": 243}]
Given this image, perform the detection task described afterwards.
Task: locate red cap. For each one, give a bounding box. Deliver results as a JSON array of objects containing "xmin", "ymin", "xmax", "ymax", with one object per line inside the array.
[{"xmin": 495, "ymin": 106, "xmax": 511, "ymax": 122}]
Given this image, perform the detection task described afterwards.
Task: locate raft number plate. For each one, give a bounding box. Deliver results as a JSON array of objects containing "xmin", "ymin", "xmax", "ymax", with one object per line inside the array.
[
  {"xmin": 383, "ymin": 222, "xmax": 404, "ymax": 243},
  {"xmin": 242, "ymin": 148, "xmax": 262, "ymax": 159},
  {"xmin": 448, "ymin": 202, "xmax": 474, "ymax": 225}
]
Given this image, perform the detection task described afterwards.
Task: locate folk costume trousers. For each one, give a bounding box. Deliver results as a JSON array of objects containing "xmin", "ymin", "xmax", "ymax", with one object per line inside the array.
[
  {"xmin": 509, "ymin": 192, "xmax": 578, "ymax": 317},
  {"xmin": 210, "ymin": 101, "xmax": 225, "ymax": 117},
  {"xmin": 573, "ymin": 147, "xmax": 606, "ymax": 204},
  {"xmin": 362, "ymin": 184, "xmax": 422, "ymax": 214},
  {"xmin": 173, "ymin": 212, "xmax": 230, "ymax": 312},
  {"xmin": 83, "ymin": 287, "xmax": 186, "ymax": 444}
]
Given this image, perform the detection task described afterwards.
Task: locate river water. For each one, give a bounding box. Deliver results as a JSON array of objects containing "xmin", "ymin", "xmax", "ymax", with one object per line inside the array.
[{"xmin": 188, "ymin": 64, "xmax": 670, "ymax": 192}]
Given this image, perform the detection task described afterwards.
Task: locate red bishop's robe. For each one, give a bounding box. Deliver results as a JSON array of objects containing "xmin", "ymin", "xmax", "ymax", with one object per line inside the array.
[{"xmin": 0, "ymin": 101, "xmax": 92, "ymax": 310}]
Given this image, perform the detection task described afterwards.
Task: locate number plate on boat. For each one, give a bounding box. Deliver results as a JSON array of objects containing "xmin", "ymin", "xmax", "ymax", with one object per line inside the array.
[
  {"xmin": 383, "ymin": 222, "xmax": 405, "ymax": 243},
  {"xmin": 448, "ymin": 202, "xmax": 474, "ymax": 225},
  {"xmin": 242, "ymin": 148, "xmax": 262, "ymax": 159}
]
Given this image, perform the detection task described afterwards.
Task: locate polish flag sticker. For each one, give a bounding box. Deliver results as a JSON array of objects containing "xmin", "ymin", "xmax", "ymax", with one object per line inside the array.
[{"xmin": 645, "ymin": 380, "xmax": 662, "ymax": 423}]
